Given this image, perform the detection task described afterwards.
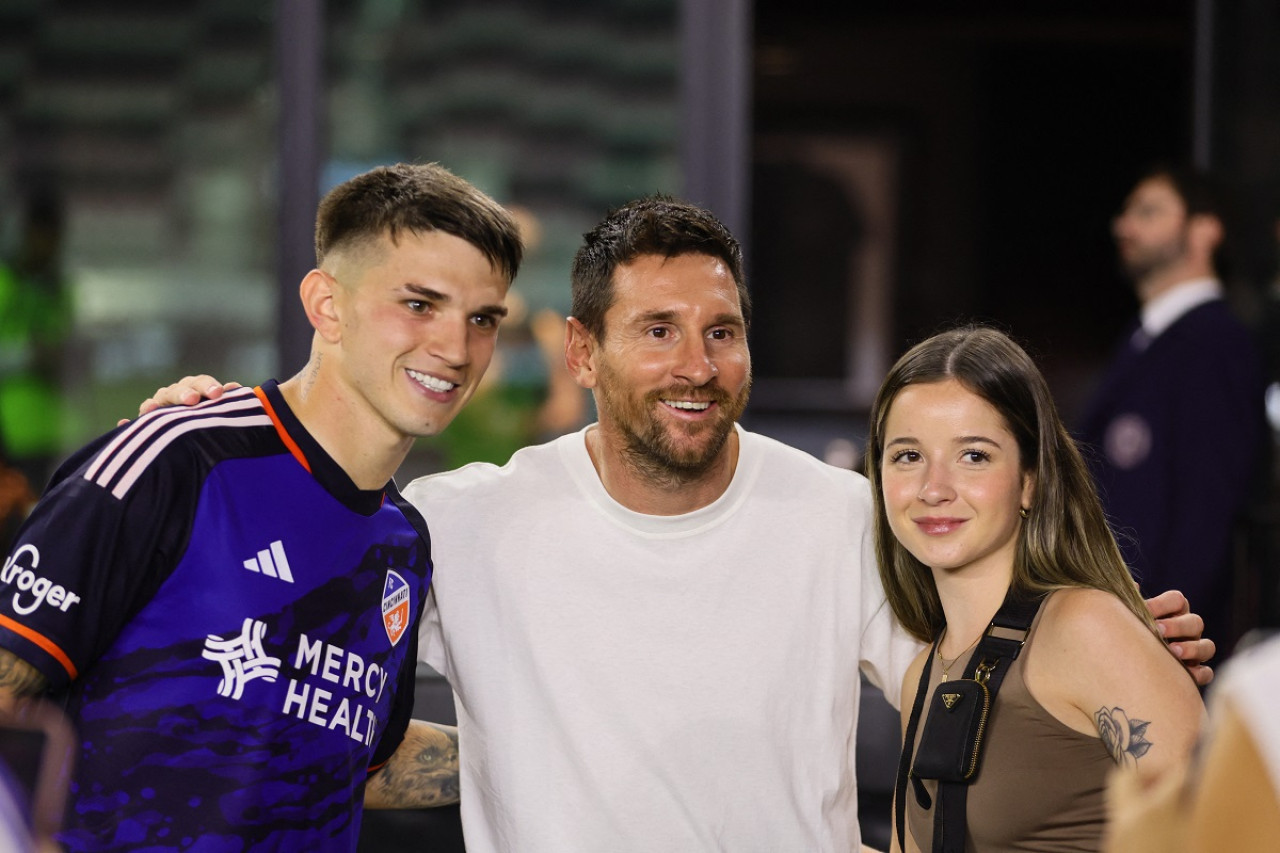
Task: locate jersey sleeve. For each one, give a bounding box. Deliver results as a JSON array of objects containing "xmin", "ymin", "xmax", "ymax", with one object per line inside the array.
[{"xmin": 0, "ymin": 426, "xmax": 198, "ymax": 690}]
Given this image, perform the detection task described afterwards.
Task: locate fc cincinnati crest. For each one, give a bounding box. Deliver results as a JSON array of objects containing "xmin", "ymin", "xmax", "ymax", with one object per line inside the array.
[{"xmin": 381, "ymin": 570, "xmax": 411, "ymax": 647}]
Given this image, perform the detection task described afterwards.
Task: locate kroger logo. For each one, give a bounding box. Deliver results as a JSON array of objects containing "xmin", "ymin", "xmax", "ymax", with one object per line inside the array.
[{"xmin": 1, "ymin": 545, "xmax": 83, "ymax": 616}]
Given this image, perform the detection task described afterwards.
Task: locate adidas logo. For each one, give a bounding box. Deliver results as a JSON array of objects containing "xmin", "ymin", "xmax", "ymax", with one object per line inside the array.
[{"xmin": 243, "ymin": 540, "xmax": 295, "ymax": 583}]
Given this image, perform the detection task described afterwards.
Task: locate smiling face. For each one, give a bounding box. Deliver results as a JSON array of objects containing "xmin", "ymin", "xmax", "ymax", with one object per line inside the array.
[
  {"xmin": 327, "ymin": 228, "xmax": 510, "ymax": 443},
  {"xmin": 581, "ymin": 252, "xmax": 751, "ymax": 480},
  {"xmin": 880, "ymin": 378, "xmax": 1034, "ymax": 580}
]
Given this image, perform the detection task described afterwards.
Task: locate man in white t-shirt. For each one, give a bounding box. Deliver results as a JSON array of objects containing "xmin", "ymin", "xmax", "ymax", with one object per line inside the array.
[
  {"xmin": 148, "ymin": 196, "xmax": 1214, "ymax": 852},
  {"xmin": 399, "ymin": 197, "xmax": 919, "ymax": 850}
]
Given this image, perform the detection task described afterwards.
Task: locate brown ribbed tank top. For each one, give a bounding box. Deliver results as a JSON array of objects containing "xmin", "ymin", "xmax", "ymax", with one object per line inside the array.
[{"xmin": 905, "ymin": 594, "xmax": 1113, "ymax": 851}]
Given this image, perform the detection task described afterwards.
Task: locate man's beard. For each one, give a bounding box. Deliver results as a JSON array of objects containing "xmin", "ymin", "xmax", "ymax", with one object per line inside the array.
[
  {"xmin": 596, "ymin": 364, "xmax": 751, "ymax": 487},
  {"xmin": 1118, "ymin": 231, "xmax": 1188, "ymax": 283}
]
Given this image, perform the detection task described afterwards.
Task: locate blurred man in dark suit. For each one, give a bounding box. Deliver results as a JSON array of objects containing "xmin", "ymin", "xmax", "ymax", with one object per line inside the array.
[{"xmin": 1079, "ymin": 165, "xmax": 1268, "ymax": 652}]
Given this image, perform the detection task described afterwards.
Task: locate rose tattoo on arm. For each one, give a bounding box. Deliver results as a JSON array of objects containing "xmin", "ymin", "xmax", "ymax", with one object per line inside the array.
[{"xmin": 1095, "ymin": 706, "xmax": 1153, "ymax": 767}]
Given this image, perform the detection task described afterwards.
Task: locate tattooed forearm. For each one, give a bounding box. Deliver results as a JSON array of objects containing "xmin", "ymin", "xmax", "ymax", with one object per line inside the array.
[
  {"xmin": 1095, "ymin": 706, "xmax": 1153, "ymax": 768},
  {"xmin": 365, "ymin": 720, "xmax": 460, "ymax": 808},
  {"xmin": 0, "ymin": 649, "xmax": 48, "ymax": 713}
]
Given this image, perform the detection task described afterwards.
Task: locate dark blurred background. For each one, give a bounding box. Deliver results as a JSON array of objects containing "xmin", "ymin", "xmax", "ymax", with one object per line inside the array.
[
  {"xmin": 748, "ymin": 0, "xmax": 1277, "ymax": 432},
  {"xmin": 0, "ymin": 1, "xmax": 1276, "ymax": 849}
]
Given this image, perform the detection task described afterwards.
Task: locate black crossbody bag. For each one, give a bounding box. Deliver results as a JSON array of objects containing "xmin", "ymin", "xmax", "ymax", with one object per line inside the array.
[{"xmin": 893, "ymin": 590, "xmax": 1045, "ymax": 853}]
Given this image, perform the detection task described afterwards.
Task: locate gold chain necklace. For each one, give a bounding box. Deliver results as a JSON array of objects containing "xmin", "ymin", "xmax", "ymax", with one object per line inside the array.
[{"xmin": 937, "ymin": 628, "xmax": 982, "ymax": 681}]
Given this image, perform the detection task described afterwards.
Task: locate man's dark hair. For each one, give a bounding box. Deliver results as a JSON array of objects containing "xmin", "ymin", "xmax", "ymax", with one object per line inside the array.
[
  {"xmin": 570, "ymin": 195, "xmax": 749, "ymax": 339},
  {"xmin": 1138, "ymin": 163, "xmax": 1225, "ymax": 220},
  {"xmin": 1137, "ymin": 163, "xmax": 1235, "ymax": 270},
  {"xmin": 315, "ymin": 163, "xmax": 523, "ymax": 283}
]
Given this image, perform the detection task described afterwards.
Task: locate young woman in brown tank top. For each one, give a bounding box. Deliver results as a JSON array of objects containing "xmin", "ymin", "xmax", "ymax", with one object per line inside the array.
[{"xmin": 864, "ymin": 326, "xmax": 1205, "ymax": 852}]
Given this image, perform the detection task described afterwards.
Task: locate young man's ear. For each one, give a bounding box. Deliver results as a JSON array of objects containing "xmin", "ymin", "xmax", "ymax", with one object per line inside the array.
[
  {"xmin": 1187, "ymin": 212, "xmax": 1224, "ymax": 259},
  {"xmin": 564, "ymin": 316, "xmax": 598, "ymax": 390},
  {"xmin": 299, "ymin": 269, "xmax": 342, "ymax": 344}
]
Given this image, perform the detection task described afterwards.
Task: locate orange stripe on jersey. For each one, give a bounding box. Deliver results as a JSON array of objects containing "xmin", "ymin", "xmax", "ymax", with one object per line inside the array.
[
  {"xmin": 367, "ymin": 759, "xmax": 389, "ymax": 774},
  {"xmin": 254, "ymin": 386, "xmax": 312, "ymax": 474},
  {"xmin": 0, "ymin": 613, "xmax": 78, "ymax": 679}
]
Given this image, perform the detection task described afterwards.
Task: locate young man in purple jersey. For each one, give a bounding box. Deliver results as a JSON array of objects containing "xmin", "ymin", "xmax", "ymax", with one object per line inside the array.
[{"xmin": 0, "ymin": 163, "xmax": 522, "ymax": 850}]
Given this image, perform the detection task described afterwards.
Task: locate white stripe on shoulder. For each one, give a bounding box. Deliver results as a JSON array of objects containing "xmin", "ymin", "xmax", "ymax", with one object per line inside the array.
[
  {"xmin": 84, "ymin": 388, "xmax": 266, "ymax": 492},
  {"xmin": 84, "ymin": 387, "xmax": 261, "ymax": 483},
  {"xmin": 109, "ymin": 413, "xmax": 273, "ymax": 499}
]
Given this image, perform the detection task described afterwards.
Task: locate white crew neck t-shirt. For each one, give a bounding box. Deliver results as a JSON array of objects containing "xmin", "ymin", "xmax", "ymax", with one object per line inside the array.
[{"xmin": 406, "ymin": 424, "xmax": 920, "ymax": 852}]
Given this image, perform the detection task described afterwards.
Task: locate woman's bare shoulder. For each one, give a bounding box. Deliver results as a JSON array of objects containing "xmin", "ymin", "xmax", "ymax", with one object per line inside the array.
[{"xmin": 1038, "ymin": 587, "xmax": 1157, "ymax": 653}]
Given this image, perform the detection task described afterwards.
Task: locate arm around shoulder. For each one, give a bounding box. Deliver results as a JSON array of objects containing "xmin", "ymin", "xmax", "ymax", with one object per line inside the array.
[
  {"xmin": 1143, "ymin": 589, "xmax": 1215, "ymax": 687},
  {"xmin": 1037, "ymin": 589, "xmax": 1205, "ymax": 783}
]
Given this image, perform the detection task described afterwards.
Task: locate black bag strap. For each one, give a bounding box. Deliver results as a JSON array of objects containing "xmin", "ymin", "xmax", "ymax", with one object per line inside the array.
[
  {"xmin": 894, "ymin": 634, "xmax": 936, "ymax": 852},
  {"xmin": 894, "ymin": 590, "xmax": 1045, "ymax": 853}
]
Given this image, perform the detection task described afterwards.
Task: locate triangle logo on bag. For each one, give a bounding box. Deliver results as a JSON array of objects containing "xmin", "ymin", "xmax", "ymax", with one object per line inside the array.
[{"xmin": 942, "ymin": 692, "xmax": 962, "ymax": 710}]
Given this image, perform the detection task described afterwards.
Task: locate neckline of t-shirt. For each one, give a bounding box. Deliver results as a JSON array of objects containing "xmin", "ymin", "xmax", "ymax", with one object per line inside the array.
[{"xmin": 559, "ymin": 423, "xmax": 760, "ymax": 538}]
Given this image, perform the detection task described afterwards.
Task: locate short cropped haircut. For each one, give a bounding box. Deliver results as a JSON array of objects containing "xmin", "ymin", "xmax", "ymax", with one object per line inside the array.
[
  {"xmin": 314, "ymin": 163, "xmax": 523, "ymax": 284},
  {"xmin": 570, "ymin": 195, "xmax": 749, "ymax": 340}
]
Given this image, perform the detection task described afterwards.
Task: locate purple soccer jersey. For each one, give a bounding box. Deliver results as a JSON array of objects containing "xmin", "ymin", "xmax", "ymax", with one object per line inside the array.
[{"xmin": 0, "ymin": 382, "xmax": 432, "ymax": 851}]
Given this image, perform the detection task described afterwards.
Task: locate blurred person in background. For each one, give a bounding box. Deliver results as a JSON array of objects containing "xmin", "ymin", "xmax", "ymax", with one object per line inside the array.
[{"xmin": 1078, "ymin": 165, "xmax": 1269, "ymax": 654}]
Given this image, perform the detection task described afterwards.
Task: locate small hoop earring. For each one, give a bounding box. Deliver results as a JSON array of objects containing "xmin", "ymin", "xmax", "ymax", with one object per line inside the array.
[{"xmin": 1019, "ymin": 506, "xmax": 1029, "ymax": 519}]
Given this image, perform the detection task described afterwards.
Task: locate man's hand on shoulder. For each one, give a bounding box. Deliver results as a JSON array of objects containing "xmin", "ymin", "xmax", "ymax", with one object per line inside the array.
[
  {"xmin": 1144, "ymin": 589, "xmax": 1215, "ymax": 687},
  {"xmin": 118, "ymin": 376, "xmax": 242, "ymax": 425}
]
